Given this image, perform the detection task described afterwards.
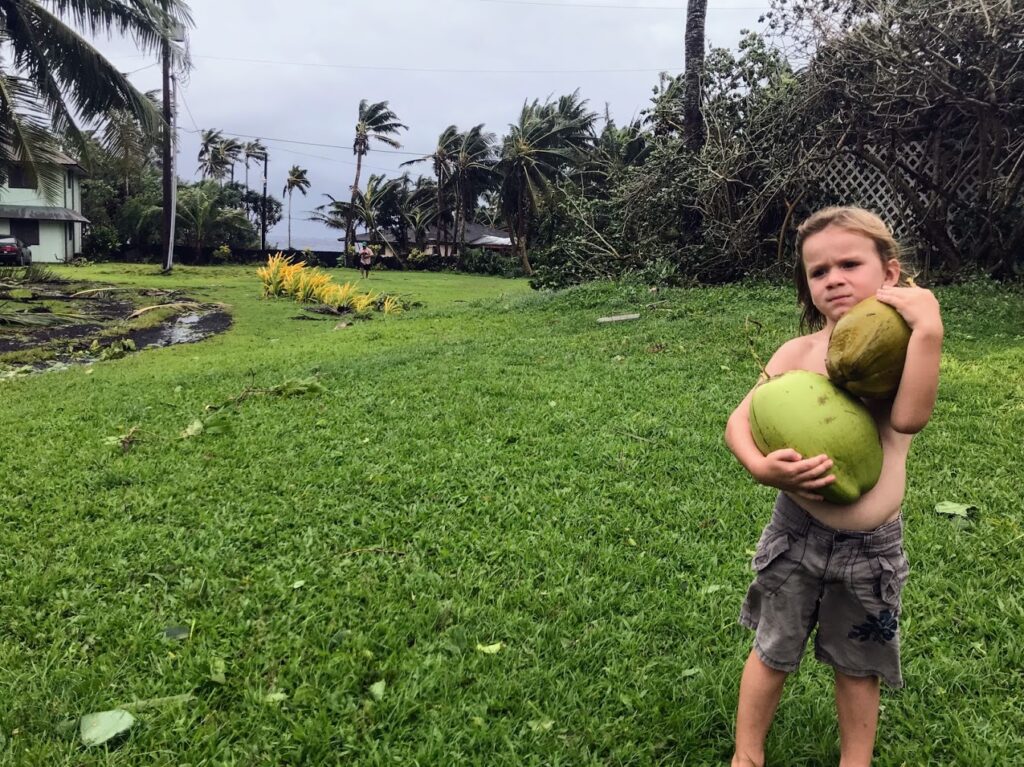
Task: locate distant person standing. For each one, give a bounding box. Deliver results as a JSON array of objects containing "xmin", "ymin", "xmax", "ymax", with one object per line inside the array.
[{"xmin": 358, "ymin": 245, "xmax": 373, "ymax": 279}]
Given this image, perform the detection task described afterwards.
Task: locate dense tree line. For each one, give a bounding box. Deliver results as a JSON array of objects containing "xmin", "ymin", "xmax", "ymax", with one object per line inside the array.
[{"xmin": 16, "ymin": 0, "xmax": 1022, "ymax": 282}]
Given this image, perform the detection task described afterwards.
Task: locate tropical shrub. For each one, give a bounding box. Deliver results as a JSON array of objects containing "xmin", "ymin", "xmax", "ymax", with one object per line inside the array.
[
  {"xmin": 81, "ymin": 224, "xmax": 121, "ymax": 261},
  {"xmin": 256, "ymin": 253, "xmax": 302, "ymax": 297},
  {"xmin": 380, "ymin": 295, "xmax": 403, "ymax": 315},
  {"xmin": 289, "ymin": 270, "xmax": 332, "ymax": 303},
  {"xmin": 349, "ymin": 292, "xmax": 377, "ymax": 315},
  {"xmin": 317, "ymin": 281, "xmax": 358, "ymax": 311},
  {"xmin": 256, "ymin": 254, "xmax": 396, "ymax": 317}
]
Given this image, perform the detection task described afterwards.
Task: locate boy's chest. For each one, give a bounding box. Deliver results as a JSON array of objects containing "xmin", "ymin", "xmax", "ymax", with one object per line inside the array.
[{"xmin": 794, "ymin": 339, "xmax": 830, "ymax": 376}]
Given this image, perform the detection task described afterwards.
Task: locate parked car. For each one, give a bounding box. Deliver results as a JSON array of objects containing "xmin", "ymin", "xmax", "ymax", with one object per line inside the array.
[{"xmin": 0, "ymin": 236, "xmax": 32, "ymax": 266}]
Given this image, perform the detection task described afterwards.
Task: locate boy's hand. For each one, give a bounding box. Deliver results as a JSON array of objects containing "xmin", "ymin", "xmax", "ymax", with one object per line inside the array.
[
  {"xmin": 754, "ymin": 449, "xmax": 835, "ymax": 501},
  {"xmin": 876, "ymin": 285, "xmax": 943, "ymax": 337}
]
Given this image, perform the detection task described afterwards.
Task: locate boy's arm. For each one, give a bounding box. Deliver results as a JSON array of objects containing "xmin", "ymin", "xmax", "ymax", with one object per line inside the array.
[
  {"xmin": 876, "ymin": 285, "xmax": 943, "ymax": 434},
  {"xmin": 724, "ymin": 341, "xmax": 836, "ymax": 501}
]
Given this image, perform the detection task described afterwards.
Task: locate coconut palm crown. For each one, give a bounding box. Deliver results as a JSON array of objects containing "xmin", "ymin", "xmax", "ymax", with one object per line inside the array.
[
  {"xmin": 0, "ymin": 0, "xmax": 193, "ymax": 198},
  {"xmin": 283, "ymin": 164, "xmax": 310, "ymax": 250},
  {"xmin": 344, "ymin": 99, "xmax": 406, "ymax": 251}
]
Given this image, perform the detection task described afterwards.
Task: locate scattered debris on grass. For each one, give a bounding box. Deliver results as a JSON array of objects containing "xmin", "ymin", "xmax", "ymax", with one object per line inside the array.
[
  {"xmin": 79, "ymin": 709, "xmax": 136, "ymax": 748},
  {"xmin": 103, "ymin": 425, "xmax": 143, "ymax": 452},
  {"xmin": 596, "ymin": 313, "xmax": 640, "ymax": 324},
  {"xmin": 1, "ymin": 275, "xmax": 232, "ymax": 375},
  {"xmin": 163, "ymin": 624, "xmax": 193, "ymax": 641}
]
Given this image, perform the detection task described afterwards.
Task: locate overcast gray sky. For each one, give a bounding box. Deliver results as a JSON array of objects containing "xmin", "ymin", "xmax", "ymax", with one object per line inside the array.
[{"xmin": 93, "ymin": 0, "xmax": 770, "ymax": 249}]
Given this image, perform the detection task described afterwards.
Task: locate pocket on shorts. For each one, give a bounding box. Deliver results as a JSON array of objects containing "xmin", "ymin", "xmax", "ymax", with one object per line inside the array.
[
  {"xmin": 877, "ymin": 550, "xmax": 910, "ymax": 607},
  {"xmin": 751, "ymin": 530, "xmax": 804, "ymax": 596}
]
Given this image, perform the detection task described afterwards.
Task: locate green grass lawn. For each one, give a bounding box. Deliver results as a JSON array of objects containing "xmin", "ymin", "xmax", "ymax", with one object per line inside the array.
[{"xmin": 2, "ymin": 265, "xmax": 1022, "ymax": 765}]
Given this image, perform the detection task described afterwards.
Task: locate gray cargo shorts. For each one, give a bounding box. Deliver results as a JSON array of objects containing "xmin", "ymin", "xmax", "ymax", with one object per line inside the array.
[{"xmin": 739, "ymin": 492, "xmax": 910, "ymax": 688}]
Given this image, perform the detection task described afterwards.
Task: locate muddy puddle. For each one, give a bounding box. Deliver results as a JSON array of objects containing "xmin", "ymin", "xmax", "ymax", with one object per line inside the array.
[{"xmin": 0, "ymin": 273, "xmax": 232, "ymax": 377}]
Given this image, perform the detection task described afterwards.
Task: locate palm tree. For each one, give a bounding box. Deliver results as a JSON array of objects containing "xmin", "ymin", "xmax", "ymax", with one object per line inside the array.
[
  {"xmin": 449, "ymin": 125, "xmax": 497, "ymax": 257},
  {"xmin": 282, "ymin": 164, "xmax": 310, "ymax": 250},
  {"xmin": 683, "ymin": 0, "xmax": 709, "ymax": 152},
  {"xmin": 591, "ymin": 116, "xmax": 651, "ymax": 180},
  {"xmin": 243, "ymin": 139, "xmax": 267, "ymax": 190},
  {"xmin": 197, "ymin": 143, "xmax": 230, "ymax": 181},
  {"xmin": 198, "ymin": 129, "xmax": 223, "ymax": 163},
  {"xmin": 345, "ymin": 99, "xmax": 407, "ymax": 251},
  {"xmin": 197, "ymin": 131, "xmax": 242, "ymax": 184},
  {"xmin": 401, "ymin": 125, "xmax": 459, "ymax": 255},
  {"xmin": 0, "ymin": 0, "xmax": 193, "ymax": 199},
  {"xmin": 314, "ymin": 173, "xmax": 400, "ymax": 250},
  {"xmin": 496, "ymin": 96, "xmax": 596, "ymax": 275},
  {"xmin": 176, "ymin": 180, "xmax": 249, "ymax": 260},
  {"xmin": 94, "ymin": 95, "xmax": 162, "ymax": 196},
  {"xmin": 220, "ymin": 137, "xmax": 243, "ymax": 185}
]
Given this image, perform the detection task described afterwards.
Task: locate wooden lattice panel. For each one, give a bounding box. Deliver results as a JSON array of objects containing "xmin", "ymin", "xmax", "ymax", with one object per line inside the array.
[{"xmin": 814, "ymin": 142, "xmax": 979, "ymax": 249}]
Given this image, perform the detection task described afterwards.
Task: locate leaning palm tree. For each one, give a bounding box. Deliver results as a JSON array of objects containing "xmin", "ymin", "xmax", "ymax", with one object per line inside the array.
[
  {"xmin": 197, "ymin": 129, "xmax": 223, "ymax": 165},
  {"xmin": 345, "ymin": 99, "xmax": 407, "ymax": 251},
  {"xmin": 0, "ymin": 0, "xmax": 193, "ymax": 199},
  {"xmin": 243, "ymin": 139, "xmax": 267, "ymax": 190},
  {"xmin": 282, "ymin": 164, "xmax": 310, "ymax": 250},
  {"xmin": 449, "ymin": 125, "xmax": 497, "ymax": 256},
  {"xmin": 496, "ymin": 97, "xmax": 596, "ymax": 275},
  {"xmin": 401, "ymin": 125, "xmax": 459, "ymax": 255},
  {"xmin": 220, "ymin": 137, "xmax": 243, "ymax": 185},
  {"xmin": 315, "ymin": 173, "xmax": 400, "ymax": 251},
  {"xmin": 197, "ymin": 143, "xmax": 230, "ymax": 181}
]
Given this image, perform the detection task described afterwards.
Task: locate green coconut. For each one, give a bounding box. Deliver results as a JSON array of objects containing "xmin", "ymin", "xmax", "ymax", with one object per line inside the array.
[
  {"xmin": 826, "ymin": 297, "xmax": 911, "ymax": 398},
  {"xmin": 749, "ymin": 370, "xmax": 883, "ymax": 504}
]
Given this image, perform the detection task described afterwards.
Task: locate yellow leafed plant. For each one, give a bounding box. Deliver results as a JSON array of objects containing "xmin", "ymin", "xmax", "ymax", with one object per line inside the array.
[
  {"xmin": 256, "ymin": 252, "xmax": 300, "ymax": 297},
  {"xmin": 350, "ymin": 292, "xmax": 377, "ymax": 315},
  {"xmin": 281, "ymin": 262, "xmax": 308, "ymax": 297},
  {"xmin": 257, "ymin": 257, "xmax": 402, "ymax": 318},
  {"xmin": 318, "ymin": 281, "xmax": 357, "ymax": 311},
  {"xmin": 290, "ymin": 270, "xmax": 332, "ymax": 303},
  {"xmin": 381, "ymin": 295, "xmax": 403, "ymax": 315}
]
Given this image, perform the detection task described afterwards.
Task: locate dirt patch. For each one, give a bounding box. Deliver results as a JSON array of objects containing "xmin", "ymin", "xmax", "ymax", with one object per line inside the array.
[{"xmin": 0, "ymin": 275, "xmax": 232, "ymax": 373}]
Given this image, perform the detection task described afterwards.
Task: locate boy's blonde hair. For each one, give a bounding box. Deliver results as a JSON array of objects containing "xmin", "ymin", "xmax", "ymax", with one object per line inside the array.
[{"xmin": 794, "ymin": 206, "xmax": 905, "ymax": 332}]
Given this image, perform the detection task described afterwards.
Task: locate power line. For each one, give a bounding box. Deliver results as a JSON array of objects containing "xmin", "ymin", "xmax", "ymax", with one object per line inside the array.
[
  {"xmin": 178, "ymin": 87, "xmax": 200, "ymax": 133},
  {"xmin": 183, "ymin": 127, "xmax": 433, "ymax": 158},
  {"xmin": 190, "ymin": 53, "xmax": 678, "ymax": 74},
  {"xmin": 478, "ymin": 0, "xmax": 766, "ymax": 8},
  {"xmin": 176, "ymin": 123, "xmax": 407, "ymax": 173},
  {"xmin": 122, "ymin": 61, "xmax": 160, "ymax": 75}
]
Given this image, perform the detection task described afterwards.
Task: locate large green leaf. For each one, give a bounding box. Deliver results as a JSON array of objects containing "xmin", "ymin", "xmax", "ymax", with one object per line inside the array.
[{"xmin": 79, "ymin": 709, "xmax": 135, "ymax": 747}]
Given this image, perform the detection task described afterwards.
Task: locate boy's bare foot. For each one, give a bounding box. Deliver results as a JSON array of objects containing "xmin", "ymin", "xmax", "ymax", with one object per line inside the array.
[{"xmin": 731, "ymin": 754, "xmax": 764, "ymax": 767}]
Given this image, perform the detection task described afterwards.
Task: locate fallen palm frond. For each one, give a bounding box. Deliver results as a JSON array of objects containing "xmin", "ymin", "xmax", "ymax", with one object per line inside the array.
[
  {"xmin": 70, "ymin": 286, "xmax": 136, "ymax": 298},
  {"xmin": 0, "ymin": 265, "xmax": 62, "ymax": 284},
  {"xmin": 127, "ymin": 301, "xmax": 204, "ymax": 320},
  {"xmin": 0, "ymin": 304, "xmax": 83, "ymax": 326}
]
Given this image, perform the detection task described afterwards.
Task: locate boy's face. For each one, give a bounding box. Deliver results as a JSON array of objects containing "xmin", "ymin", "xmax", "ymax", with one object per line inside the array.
[{"xmin": 801, "ymin": 225, "xmax": 900, "ymax": 325}]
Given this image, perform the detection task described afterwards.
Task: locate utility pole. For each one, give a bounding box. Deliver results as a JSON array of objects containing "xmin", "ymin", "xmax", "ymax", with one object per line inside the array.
[
  {"xmin": 261, "ymin": 150, "xmax": 269, "ymax": 252},
  {"xmin": 160, "ymin": 33, "xmax": 173, "ymax": 271},
  {"xmin": 160, "ymin": 18, "xmax": 186, "ymax": 272}
]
